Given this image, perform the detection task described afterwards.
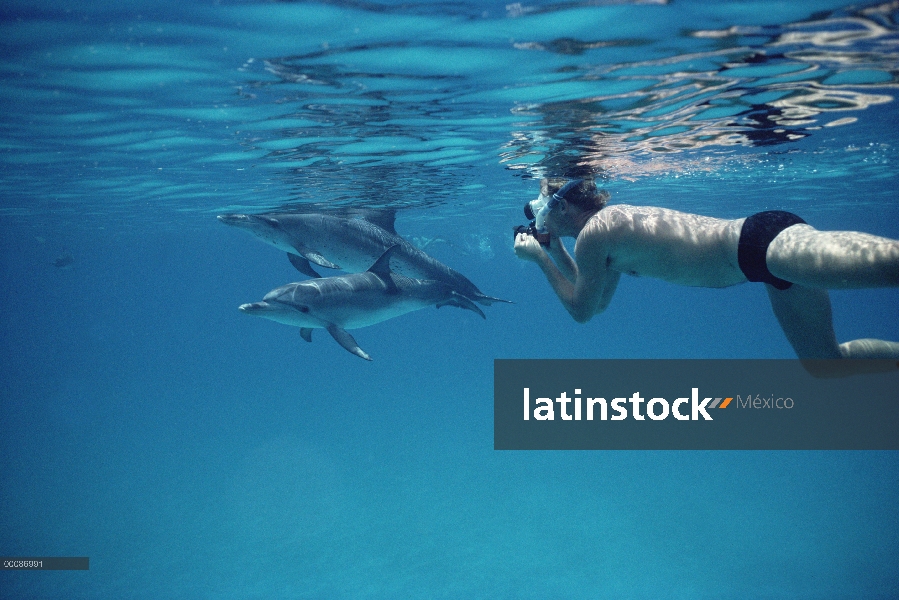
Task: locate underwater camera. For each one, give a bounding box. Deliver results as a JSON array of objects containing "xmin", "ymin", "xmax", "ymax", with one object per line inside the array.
[{"xmin": 513, "ymin": 222, "xmax": 551, "ymax": 247}]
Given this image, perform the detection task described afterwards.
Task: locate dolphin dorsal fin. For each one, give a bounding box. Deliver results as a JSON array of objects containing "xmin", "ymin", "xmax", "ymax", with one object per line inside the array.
[
  {"xmin": 348, "ymin": 209, "xmax": 397, "ymax": 235},
  {"xmin": 364, "ymin": 209, "xmax": 397, "ymax": 235},
  {"xmin": 368, "ymin": 245, "xmax": 400, "ymax": 293},
  {"xmin": 368, "ymin": 245, "xmax": 399, "ymax": 277}
]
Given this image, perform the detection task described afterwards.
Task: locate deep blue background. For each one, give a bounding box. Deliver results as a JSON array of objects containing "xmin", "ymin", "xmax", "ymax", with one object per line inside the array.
[{"xmin": 1, "ymin": 0, "xmax": 898, "ymax": 598}]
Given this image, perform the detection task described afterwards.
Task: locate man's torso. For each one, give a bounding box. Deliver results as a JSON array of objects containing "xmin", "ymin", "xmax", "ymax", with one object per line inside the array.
[{"xmin": 578, "ymin": 204, "xmax": 748, "ymax": 288}]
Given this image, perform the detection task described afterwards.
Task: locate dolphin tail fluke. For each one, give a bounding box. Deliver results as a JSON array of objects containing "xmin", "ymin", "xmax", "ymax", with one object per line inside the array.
[
  {"xmin": 300, "ymin": 328, "xmax": 313, "ymax": 342},
  {"xmin": 437, "ymin": 292, "xmax": 486, "ymax": 319},
  {"xmin": 288, "ymin": 253, "xmax": 322, "ymax": 278},
  {"xmin": 326, "ymin": 323, "xmax": 372, "ymax": 361}
]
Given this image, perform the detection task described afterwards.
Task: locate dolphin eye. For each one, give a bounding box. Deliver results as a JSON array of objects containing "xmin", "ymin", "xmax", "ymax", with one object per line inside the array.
[{"xmin": 296, "ymin": 305, "xmax": 309, "ymax": 313}]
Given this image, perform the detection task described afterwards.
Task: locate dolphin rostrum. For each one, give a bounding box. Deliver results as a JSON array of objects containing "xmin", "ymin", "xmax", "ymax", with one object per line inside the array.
[
  {"xmin": 218, "ymin": 211, "xmax": 510, "ymax": 306},
  {"xmin": 238, "ymin": 246, "xmax": 485, "ymax": 361}
]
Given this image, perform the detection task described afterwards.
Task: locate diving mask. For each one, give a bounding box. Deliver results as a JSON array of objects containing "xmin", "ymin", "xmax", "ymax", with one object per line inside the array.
[{"xmin": 524, "ymin": 178, "xmax": 583, "ymax": 234}]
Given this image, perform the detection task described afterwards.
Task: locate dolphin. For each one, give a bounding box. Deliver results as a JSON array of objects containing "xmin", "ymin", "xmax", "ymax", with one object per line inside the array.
[
  {"xmin": 217, "ymin": 210, "xmax": 510, "ymax": 306},
  {"xmin": 238, "ymin": 246, "xmax": 485, "ymax": 361}
]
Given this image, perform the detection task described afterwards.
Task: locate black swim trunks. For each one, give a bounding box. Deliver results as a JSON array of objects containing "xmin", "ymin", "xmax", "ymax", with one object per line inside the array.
[{"xmin": 737, "ymin": 210, "xmax": 806, "ymax": 290}]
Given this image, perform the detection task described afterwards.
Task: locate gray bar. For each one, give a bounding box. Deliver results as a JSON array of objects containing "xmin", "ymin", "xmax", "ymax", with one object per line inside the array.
[
  {"xmin": 1, "ymin": 557, "xmax": 89, "ymax": 570},
  {"xmin": 495, "ymin": 359, "xmax": 899, "ymax": 450}
]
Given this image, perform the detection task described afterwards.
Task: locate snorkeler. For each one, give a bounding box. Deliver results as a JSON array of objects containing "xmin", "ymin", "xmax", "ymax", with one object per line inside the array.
[{"xmin": 513, "ymin": 178, "xmax": 899, "ymax": 377}]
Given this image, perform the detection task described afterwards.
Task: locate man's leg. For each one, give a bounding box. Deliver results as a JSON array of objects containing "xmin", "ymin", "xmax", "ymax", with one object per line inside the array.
[
  {"xmin": 765, "ymin": 283, "xmax": 841, "ymax": 359},
  {"xmin": 766, "ymin": 284, "xmax": 899, "ymax": 377},
  {"xmin": 767, "ymin": 224, "xmax": 899, "ymax": 289}
]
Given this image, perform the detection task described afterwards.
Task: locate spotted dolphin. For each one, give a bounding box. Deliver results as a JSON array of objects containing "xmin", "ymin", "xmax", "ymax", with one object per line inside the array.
[
  {"xmin": 238, "ymin": 246, "xmax": 485, "ymax": 361},
  {"xmin": 218, "ymin": 210, "xmax": 510, "ymax": 306}
]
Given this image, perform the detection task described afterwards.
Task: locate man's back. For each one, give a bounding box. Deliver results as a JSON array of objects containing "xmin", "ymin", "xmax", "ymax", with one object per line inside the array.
[{"xmin": 581, "ymin": 204, "xmax": 746, "ymax": 288}]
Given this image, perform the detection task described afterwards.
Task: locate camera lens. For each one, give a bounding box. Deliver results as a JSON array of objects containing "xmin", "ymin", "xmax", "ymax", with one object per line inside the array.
[{"xmin": 523, "ymin": 202, "xmax": 535, "ymax": 221}]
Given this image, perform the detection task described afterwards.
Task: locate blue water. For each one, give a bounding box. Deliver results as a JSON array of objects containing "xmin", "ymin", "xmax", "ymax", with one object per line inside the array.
[{"xmin": 1, "ymin": 0, "xmax": 898, "ymax": 598}]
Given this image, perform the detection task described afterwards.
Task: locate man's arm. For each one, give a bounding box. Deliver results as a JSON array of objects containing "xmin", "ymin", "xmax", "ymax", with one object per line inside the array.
[
  {"xmin": 546, "ymin": 236, "xmax": 577, "ymax": 283},
  {"xmin": 514, "ymin": 229, "xmax": 614, "ymax": 323}
]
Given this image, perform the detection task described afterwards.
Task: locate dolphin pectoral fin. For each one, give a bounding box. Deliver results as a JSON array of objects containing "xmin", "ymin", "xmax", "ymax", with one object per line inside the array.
[
  {"xmin": 437, "ymin": 292, "xmax": 486, "ymax": 319},
  {"xmin": 299, "ymin": 248, "xmax": 341, "ymax": 270},
  {"xmin": 305, "ymin": 252, "xmax": 340, "ymax": 270},
  {"xmin": 288, "ymin": 253, "xmax": 322, "ymax": 278},
  {"xmin": 326, "ymin": 324, "xmax": 372, "ymax": 361},
  {"xmin": 299, "ymin": 328, "xmax": 313, "ymax": 343}
]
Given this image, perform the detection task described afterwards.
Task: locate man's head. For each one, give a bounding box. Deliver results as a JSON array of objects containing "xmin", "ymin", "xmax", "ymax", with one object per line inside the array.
[
  {"xmin": 532, "ymin": 178, "xmax": 609, "ymax": 238},
  {"xmin": 539, "ymin": 178, "xmax": 609, "ymax": 211},
  {"xmin": 516, "ymin": 177, "xmax": 610, "ymax": 243}
]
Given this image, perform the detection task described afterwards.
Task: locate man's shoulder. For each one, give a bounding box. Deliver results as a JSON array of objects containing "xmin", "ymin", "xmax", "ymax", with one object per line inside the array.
[
  {"xmin": 581, "ymin": 204, "xmax": 640, "ymax": 237},
  {"xmin": 574, "ymin": 208, "xmax": 622, "ymax": 256}
]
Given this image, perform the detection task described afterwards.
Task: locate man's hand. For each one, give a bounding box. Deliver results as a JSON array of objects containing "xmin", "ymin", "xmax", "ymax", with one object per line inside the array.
[{"xmin": 514, "ymin": 231, "xmax": 547, "ymax": 263}]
